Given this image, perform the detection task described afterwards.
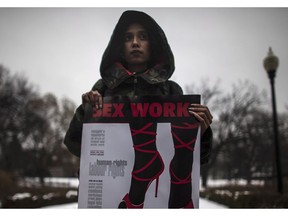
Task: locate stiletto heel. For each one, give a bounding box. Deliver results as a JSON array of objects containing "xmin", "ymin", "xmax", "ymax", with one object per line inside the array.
[
  {"xmin": 131, "ymin": 142, "xmax": 164, "ymax": 199},
  {"xmin": 155, "ymin": 176, "xmax": 159, "ymax": 197}
]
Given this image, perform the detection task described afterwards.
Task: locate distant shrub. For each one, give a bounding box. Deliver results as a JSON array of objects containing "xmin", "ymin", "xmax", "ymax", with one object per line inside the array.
[
  {"xmin": 1, "ymin": 185, "xmax": 78, "ymax": 208},
  {"xmin": 0, "ymin": 170, "xmax": 14, "ymax": 201},
  {"xmin": 200, "ymin": 184, "xmax": 288, "ymax": 208}
]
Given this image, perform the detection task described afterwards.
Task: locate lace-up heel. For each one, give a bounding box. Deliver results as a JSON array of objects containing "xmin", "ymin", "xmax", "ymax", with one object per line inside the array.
[
  {"xmin": 119, "ymin": 122, "xmax": 164, "ymax": 208},
  {"xmin": 169, "ymin": 122, "xmax": 199, "ymax": 208}
]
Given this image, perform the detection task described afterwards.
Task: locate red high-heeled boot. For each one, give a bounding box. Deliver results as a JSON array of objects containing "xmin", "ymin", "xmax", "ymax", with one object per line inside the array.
[
  {"xmin": 168, "ymin": 122, "xmax": 199, "ymax": 208},
  {"xmin": 119, "ymin": 122, "xmax": 164, "ymax": 208}
]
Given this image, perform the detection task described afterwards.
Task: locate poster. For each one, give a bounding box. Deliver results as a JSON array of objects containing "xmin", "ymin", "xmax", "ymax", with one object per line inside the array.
[{"xmin": 78, "ymin": 95, "xmax": 201, "ymax": 208}]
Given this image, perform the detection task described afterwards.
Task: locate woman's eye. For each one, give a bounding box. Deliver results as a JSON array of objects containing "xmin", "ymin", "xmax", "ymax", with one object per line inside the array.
[
  {"xmin": 124, "ymin": 34, "xmax": 132, "ymax": 41},
  {"xmin": 139, "ymin": 33, "xmax": 148, "ymax": 40}
]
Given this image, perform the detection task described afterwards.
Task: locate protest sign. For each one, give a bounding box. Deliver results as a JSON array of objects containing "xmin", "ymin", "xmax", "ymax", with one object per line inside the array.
[{"xmin": 78, "ymin": 95, "xmax": 200, "ymax": 208}]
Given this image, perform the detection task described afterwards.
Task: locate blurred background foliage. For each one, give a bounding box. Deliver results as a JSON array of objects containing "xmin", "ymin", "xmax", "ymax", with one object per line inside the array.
[
  {"xmin": 0, "ymin": 64, "xmax": 287, "ymax": 208},
  {"xmin": 185, "ymin": 78, "xmax": 288, "ymax": 187},
  {"xmin": 0, "ymin": 64, "xmax": 79, "ymax": 207}
]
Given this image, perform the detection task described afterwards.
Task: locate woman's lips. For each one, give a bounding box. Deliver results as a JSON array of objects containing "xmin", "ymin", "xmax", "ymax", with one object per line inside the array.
[{"xmin": 131, "ymin": 50, "xmax": 142, "ymax": 55}]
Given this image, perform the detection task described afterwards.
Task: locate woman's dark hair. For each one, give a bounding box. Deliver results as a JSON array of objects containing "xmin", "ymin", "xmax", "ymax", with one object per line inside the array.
[{"xmin": 100, "ymin": 10, "xmax": 172, "ymax": 73}]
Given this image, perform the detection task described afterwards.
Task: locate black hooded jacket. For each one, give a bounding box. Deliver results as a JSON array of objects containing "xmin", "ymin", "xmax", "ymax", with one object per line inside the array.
[
  {"xmin": 94, "ymin": 10, "xmax": 179, "ymax": 97},
  {"xmin": 64, "ymin": 10, "xmax": 212, "ymax": 164}
]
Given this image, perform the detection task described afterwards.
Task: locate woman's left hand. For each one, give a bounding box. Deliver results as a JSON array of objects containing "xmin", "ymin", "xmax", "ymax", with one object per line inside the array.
[{"xmin": 188, "ymin": 104, "xmax": 213, "ymax": 136}]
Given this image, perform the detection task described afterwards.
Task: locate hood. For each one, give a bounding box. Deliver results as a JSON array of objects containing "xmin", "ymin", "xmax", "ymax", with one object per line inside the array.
[{"xmin": 100, "ymin": 10, "xmax": 175, "ymax": 89}]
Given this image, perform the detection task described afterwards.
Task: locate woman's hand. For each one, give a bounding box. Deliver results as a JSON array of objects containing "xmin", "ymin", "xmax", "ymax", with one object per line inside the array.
[
  {"xmin": 82, "ymin": 90, "xmax": 103, "ymax": 110},
  {"xmin": 189, "ymin": 104, "xmax": 213, "ymax": 136}
]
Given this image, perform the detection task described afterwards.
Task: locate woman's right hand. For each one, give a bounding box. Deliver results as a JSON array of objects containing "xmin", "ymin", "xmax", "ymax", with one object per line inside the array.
[{"xmin": 82, "ymin": 90, "xmax": 103, "ymax": 110}]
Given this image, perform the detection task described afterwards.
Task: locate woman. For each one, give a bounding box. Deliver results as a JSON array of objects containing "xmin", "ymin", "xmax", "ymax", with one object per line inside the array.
[{"xmin": 64, "ymin": 10, "xmax": 213, "ymax": 208}]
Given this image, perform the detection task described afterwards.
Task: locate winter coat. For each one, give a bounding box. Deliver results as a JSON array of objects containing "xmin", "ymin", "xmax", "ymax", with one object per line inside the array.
[{"xmin": 64, "ymin": 10, "xmax": 213, "ymax": 164}]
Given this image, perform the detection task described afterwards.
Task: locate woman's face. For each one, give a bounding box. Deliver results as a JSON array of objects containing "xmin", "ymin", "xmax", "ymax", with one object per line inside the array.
[{"xmin": 122, "ymin": 23, "xmax": 151, "ymax": 70}]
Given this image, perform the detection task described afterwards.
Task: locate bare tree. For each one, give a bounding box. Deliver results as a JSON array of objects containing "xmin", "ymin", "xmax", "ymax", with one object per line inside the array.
[
  {"xmin": 0, "ymin": 65, "xmax": 78, "ymax": 184},
  {"xmin": 185, "ymin": 77, "xmax": 222, "ymax": 187},
  {"xmin": 185, "ymin": 78, "xmax": 286, "ymax": 186}
]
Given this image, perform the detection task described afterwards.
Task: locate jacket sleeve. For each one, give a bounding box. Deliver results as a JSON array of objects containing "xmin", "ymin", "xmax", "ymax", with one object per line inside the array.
[
  {"xmin": 168, "ymin": 80, "xmax": 213, "ymax": 165},
  {"xmin": 64, "ymin": 79, "xmax": 106, "ymax": 157},
  {"xmin": 64, "ymin": 105, "xmax": 85, "ymax": 157},
  {"xmin": 200, "ymin": 126, "xmax": 213, "ymax": 165}
]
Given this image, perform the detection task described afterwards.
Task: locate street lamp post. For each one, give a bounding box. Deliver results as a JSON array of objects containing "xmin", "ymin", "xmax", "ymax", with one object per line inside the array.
[{"xmin": 263, "ymin": 47, "xmax": 283, "ymax": 194}]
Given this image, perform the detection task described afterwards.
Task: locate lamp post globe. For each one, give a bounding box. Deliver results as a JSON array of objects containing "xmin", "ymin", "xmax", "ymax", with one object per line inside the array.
[
  {"xmin": 264, "ymin": 47, "xmax": 279, "ymax": 80},
  {"xmin": 263, "ymin": 47, "xmax": 283, "ymax": 194}
]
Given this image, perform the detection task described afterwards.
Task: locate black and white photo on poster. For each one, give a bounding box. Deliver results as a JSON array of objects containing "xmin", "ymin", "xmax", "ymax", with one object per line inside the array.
[{"xmin": 78, "ymin": 95, "xmax": 200, "ymax": 208}]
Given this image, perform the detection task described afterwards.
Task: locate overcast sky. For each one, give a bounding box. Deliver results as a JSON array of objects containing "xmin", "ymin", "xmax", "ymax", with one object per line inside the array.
[{"xmin": 0, "ymin": 7, "xmax": 288, "ymax": 112}]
